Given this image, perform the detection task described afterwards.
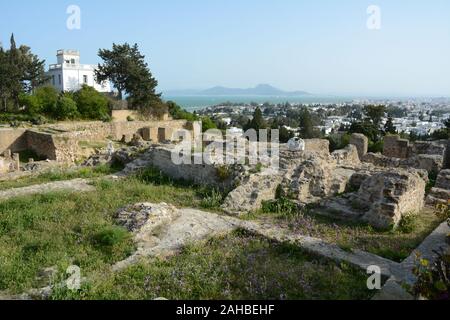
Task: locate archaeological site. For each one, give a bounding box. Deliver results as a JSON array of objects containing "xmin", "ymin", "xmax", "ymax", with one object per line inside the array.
[{"xmin": 1, "ymin": 110, "xmax": 449, "ymax": 301}]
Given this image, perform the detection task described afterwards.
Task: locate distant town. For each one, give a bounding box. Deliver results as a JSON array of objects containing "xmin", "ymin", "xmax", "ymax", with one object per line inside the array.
[{"xmin": 197, "ymin": 98, "xmax": 450, "ymax": 140}]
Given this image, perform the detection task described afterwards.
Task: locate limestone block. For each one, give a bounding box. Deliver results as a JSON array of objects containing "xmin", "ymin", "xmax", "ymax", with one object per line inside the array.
[
  {"xmin": 350, "ymin": 133, "xmax": 368, "ymax": 159},
  {"xmin": 356, "ymin": 170, "xmax": 426, "ymax": 229}
]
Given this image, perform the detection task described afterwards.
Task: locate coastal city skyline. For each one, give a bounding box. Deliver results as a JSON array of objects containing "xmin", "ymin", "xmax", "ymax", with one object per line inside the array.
[{"xmin": 1, "ymin": 0, "xmax": 450, "ymax": 97}]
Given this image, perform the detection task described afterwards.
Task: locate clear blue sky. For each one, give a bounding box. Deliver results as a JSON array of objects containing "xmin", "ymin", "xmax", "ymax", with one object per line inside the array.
[{"xmin": 1, "ymin": 0, "xmax": 449, "ymax": 96}]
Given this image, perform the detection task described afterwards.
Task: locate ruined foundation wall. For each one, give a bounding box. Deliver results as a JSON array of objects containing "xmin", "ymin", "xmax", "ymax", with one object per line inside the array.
[
  {"xmin": 46, "ymin": 120, "xmax": 188, "ymax": 142},
  {"xmin": 26, "ymin": 131, "xmax": 57, "ymax": 160},
  {"xmin": 383, "ymin": 135, "xmax": 410, "ymax": 158},
  {"xmin": 0, "ymin": 128, "xmax": 27, "ymax": 154},
  {"xmin": 148, "ymin": 147, "xmax": 237, "ymax": 190}
]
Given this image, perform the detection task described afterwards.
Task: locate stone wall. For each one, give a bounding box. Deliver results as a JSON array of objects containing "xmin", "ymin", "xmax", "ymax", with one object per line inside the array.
[
  {"xmin": 146, "ymin": 146, "xmax": 238, "ymax": 190},
  {"xmin": 111, "ymin": 110, "xmax": 171, "ymax": 122},
  {"xmin": 383, "ymin": 135, "xmax": 410, "ymax": 158},
  {"xmin": 304, "ymin": 139, "xmax": 330, "ymax": 157},
  {"xmin": 26, "ymin": 130, "xmax": 57, "ymax": 160},
  {"xmin": 45, "ymin": 120, "xmax": 189, "ymax": 142},
  {"xmin": 356, "ymin": 170, "xmax": 426, "ymax": 229},
  {"xmin": 0, "ymin": 120, "xmax": 196, "ymax": 164},
  {"xmin": 0, "ymin": 128, "xmax": 27, "ymax": 154},
  {"xmin": 363, "ymin": 152, "xmax": 443, "ymax": 174}
]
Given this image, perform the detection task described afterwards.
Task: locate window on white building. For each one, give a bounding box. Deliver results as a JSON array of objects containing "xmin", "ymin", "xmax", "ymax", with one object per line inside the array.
[
  {"xmin": 58, "ymin": 75, "xmax": 61, "ymax": 85},
  {"xmin": 52, "ymin": 75, "xmax": 55, "ymax": 85},
  {"xmin": 83, "ymin": 75, "xmax": 88, "ymax": 84}
]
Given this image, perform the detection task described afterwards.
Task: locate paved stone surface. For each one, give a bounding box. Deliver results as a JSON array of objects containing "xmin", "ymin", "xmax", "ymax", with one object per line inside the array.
[
  {"xmin": 0, "ymin": 179, "xmax": 95, "ymax": 201},
  {"xmin": 112, "ymin": 203, "xmax": 402, "ymax": 279},
  {"xmin": 113, "ymin": 206, "xmax": 241, "ymax": 271}
]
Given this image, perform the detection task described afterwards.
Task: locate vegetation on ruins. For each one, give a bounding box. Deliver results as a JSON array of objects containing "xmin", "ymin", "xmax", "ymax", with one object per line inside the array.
[
  {"xmin": 167, "ymin": 100, "xmax": 217, "ymax": 132},
  {"xmin": 252, "ymin": 205, "xmax": 442, "ymax": 263},
  {"xmin": 413, "ymin": 248, "xmax": 449, "ymax": 300},
  {"xmin": 50, "ymin": 230, "xmax": 372, "ymax": 300}
]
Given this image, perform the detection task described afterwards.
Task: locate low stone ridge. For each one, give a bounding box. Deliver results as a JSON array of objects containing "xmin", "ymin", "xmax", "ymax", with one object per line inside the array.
[
  {"xmin": 363, "ymin": 152, "xmax": 443, "ymax": 174},
  {"xmin": 113, "ymin": 204, "xmax": 239, "ymax": 271},
  {"xmin": 222, "ymin": 173, "xmax": 283, "ymax": 215},
  {"xmin": 426, "ymin": 169, "xmax": 450, "ymax": 205},
  {"xmin": 0, "ymin": 178, "xmax": 95, "ymax": 201}
]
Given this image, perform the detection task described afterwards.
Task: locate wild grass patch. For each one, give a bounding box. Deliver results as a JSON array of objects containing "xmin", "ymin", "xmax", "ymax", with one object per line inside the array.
[{"xmin": 50, "ymin": 230, "xmax": 373, "ymax": 300}]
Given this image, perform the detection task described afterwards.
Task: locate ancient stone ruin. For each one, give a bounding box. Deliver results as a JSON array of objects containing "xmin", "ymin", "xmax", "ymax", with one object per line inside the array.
[{"xmin": 127, "ymin": 133, "xmax": 443, "ymax": 230}]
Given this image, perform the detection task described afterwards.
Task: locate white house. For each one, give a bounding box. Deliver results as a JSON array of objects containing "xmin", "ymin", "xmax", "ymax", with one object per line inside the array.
[{"xmin": 46, "ymin": 50, "xmax": 112, "ymax": 93}]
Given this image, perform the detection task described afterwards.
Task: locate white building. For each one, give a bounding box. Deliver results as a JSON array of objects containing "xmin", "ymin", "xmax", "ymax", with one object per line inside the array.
[{"xmin": 46, "ymin": 50, "xmax": 112, "ymax": 93}]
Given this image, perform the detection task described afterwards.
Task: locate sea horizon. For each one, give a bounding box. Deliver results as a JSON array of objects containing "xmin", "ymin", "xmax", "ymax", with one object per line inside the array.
[{"xmin": 161, "ymin": 94, "xmax": 449, "ymax": 111}]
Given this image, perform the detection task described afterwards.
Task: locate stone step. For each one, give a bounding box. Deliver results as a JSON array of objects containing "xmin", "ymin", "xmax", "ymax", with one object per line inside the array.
[{"xmin": 426, "ymin": 187, "xmax": 450, "ymax": 206}]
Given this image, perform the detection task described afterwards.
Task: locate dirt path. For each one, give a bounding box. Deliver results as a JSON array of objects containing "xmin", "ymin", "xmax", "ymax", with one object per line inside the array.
[{"xmin": 0, "ymin": 179, "xmax": 95, "ymax": 201}]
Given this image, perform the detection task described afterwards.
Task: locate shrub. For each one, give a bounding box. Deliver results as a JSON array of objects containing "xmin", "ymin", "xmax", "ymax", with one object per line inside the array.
[
  {"xmin": 398, "ymin": 213, "xmax": 418, "ymax": 233},
  {"xmin": 127, "ymin": 115, "xmax": 134, "ymax": 122},
  {"xmin": 73, "ymin": 85, "xmax": 110, "ymax": 120},
  {"xmin": 19, "ymin": 93, "xmax": 40, "ymax": 115},
  {"xmin": 55, "ymin": 95, "xmax": 79, "ymax": 120},
  {"xmin": 368, "ymin": 140, "xmax": 384, "ymax": 153},
  {"xmin": 30, "ymin": 114, "xmax": 48, "ymax": 125},
  {"xmin": 167, "ymin": 101, "xmax": 199, "ymax": 121},
  {"xmin": 413, "ymin": 249, "xmax": 450, "ymax": 300},
  {"xmin": 34, "ymin": 86, "xmax": 59, "ymax": 115},
  {"xmin": 262, "ymin": 198, "xmax": 299, "ymax": 216},
  {"xmin": 200, "ymin": 189, "xmax": 224, "ymax": 209},
  {"xmin": 92, "ymin": 226, "xmax": 129, "ymax": 248},
  {"xmin": 201, "ymin": 116, "xmax": 217, "ymax": 132},
  {"xmin": 216, "ymin": 165, "xmax": 231, "ymax": 181}
]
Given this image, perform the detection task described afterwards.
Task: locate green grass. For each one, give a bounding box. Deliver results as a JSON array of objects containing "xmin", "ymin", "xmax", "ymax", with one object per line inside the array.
[
  {"xmin": 250, "ymin": 207, "xmax": 443, "ymax": 263},
  {"xmin": 0, "ymin": 164, "xmax": 120, "ymax": 191},
  {"xmin": 0, "ymin": 174, "xmax": 207, "ymax": 294},
  {"xmin": 51, "ymin": 230, "xmax": 373, "ymax": 300}
]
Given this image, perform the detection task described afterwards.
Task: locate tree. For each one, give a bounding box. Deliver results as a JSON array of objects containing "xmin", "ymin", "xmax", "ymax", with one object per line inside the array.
[
  {"xmin": 364, "ymin": 105, "xmax": 386, "ymax": 126},
  {"xmin": 0, "ymin": 47, "xmax": 10, "ymax": 111},
  {"xmin": 298, "ymin": 108, "xmax": 315, "ymax": 139},
  {"xmin": 0, "ymin": 34, "xmax": 47, "ymax": 110},
  {"xmin": 96, "ymin": 43, "xmax": 160, "ymax": 103},
  {"xmin": 73, "ymin": 85, "xmax": 110, "ymax": 120},
  {"xmin": 18, "ymin": 46, "xmax": 48, "ymax": 93},
  {"xmin": 279, "ymin": 126, "xmax": 294, "ymax": 143},
  {"xmin": 167, "ymin": 101, "xmax": 198, "ymax": 121},
  {"xmin": 6, "ymin": 34, "xmax": 22, "ymax": 109},
  {"xmin": 349, "ymin": 120, "xmax": 380, "ymax": 143},
  {"xmin": 444, "ymin": 118, "xmax": 450, "ymax": 129},
  {"xmin": 245, "ymin": 107, "xmax": 267, "ymax": 131},
  {"xmin": 384, "ymin": 116, "xmax": 397, "ymax": 134},
  {"xmin": 96, "ymin": 43, "xmax": 164, "ymax": 117}
]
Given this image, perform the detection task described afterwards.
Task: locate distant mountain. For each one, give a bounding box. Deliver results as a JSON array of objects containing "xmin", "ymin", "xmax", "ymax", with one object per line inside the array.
[{"xmin": 164, "ymin": 84, "xmax": 310, "ymax": 96}]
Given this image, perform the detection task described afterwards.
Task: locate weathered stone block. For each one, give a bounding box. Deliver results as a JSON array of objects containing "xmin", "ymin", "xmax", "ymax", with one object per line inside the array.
[
  {"xmin": 350, "ymin": 133, "xmax": 368, "ymax": 159},
  {"xmin": 331, "ymin": 144, "xmax": 360, "ymax": 166},
  {"xmin": 355, "ymin": 170, "xmax": 426, "ymax": 229},
  {"xmin": 383, "ymin": 135, "xmax": 410, "ymax": 159}
]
